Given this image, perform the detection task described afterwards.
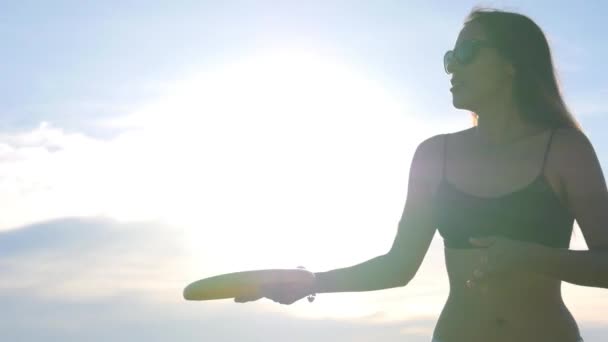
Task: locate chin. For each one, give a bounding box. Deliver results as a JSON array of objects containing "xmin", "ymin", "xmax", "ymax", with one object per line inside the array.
[
  {"xmin": 451, "ymin": 98, "xmax": 470, "ymax": 110},
  {"xmin": 451, "ymin": 93, "xmax": 475, "ymax": 111}
]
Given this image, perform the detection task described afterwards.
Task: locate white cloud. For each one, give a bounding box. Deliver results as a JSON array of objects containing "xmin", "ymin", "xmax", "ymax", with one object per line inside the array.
[
  {"xmin": 0, "ymin": 218, "xmax": 188, "ymax": 301},
  {"xmin": 0, "ymin": 216, "xmax": 441, "ymax": 341}
]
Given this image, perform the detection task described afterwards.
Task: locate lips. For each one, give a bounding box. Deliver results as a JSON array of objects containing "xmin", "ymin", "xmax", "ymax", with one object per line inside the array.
[
  {"xmin": 450, "ymin": 79, "xmax": 464, "ymax": 92},
  {"xmin": 450, "ymin": 79, "xmax": 464, "ymax": 87}
]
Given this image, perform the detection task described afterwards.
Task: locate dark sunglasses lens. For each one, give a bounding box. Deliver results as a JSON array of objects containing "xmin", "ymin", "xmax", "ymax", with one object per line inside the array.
[
  {"xmin": 455, "ymin": 41, "xmax": 475, "ymax": 64},
  {"xmin": 443, "ymin": 50, "xmax": 454, "ymax": 73}
]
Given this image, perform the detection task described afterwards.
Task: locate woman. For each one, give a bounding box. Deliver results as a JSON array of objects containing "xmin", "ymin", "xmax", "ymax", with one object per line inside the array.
[{"xmin": 236, "ymin": 8, "xmax": 608, "ymax": 342}]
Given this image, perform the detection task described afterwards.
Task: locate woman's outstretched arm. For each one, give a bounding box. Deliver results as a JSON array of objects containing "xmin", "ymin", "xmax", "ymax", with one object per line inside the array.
[{"xmin": 314, "ymin": 135, "xmax": 443, "ymax": 294}]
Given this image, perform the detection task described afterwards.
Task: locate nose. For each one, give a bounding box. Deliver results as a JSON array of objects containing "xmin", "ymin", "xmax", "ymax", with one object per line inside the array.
[{"xmin": 444, "ymin": 51, "xmax": 456, "ymax": 74}]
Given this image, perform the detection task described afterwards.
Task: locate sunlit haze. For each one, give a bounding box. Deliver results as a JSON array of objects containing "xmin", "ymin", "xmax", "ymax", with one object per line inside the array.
[{"xmin": 1, "ymin": 1, "xmax": 607, "ymax": 341}]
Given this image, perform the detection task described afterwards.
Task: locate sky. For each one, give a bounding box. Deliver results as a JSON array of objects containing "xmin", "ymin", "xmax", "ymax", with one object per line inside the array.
[{"xmin": 1, "ymin": 0, "xmax": 607, "ymax": 341}]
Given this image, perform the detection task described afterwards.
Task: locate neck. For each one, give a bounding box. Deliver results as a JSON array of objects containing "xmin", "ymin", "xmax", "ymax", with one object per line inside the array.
[{"xmin": 473, "ymin": 100, "xmax": 542, "ymax": 149}]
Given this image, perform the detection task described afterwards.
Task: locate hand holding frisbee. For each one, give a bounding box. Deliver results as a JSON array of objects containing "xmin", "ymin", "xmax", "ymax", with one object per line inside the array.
[{"xmin": 183, "ymin": 266, "xmax": 317, "ymax": 305}]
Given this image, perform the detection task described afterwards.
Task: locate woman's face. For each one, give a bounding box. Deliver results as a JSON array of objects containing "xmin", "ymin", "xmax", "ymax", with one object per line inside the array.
[{"xmin": 447, "ymin": 21, "xmax": 514, "ymax": 112}]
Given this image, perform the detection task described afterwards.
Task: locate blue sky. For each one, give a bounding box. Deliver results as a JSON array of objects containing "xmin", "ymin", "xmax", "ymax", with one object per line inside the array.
[{"xmin": 1, "ymin": 1, "xmax": 607, "ymax": 341}]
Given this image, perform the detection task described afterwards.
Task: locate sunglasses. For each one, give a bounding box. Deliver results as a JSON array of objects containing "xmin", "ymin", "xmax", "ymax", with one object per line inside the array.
[{"xmin": 443, "ymin": 39, "xmax": 495, "ymax": 74}]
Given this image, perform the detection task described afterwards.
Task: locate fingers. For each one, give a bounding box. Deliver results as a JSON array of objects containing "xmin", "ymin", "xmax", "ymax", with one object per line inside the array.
[
  {"xmin": 473, "ymin": 268, "xmax": 484, "ymax": 279},
  {"xmin": 233, "ymin": 285, "xmax": 291, "ymax": 305},
  {"xmin": 234, "ymin": 294, "xmax": 293, "ymax": 304},
  {"xmin": 234, "ymin": 294, "xmax": 263, "ymax": 303},
  {"xmin": 270, "ymin": 298, "xmax": 296, "ymax": 305},
  {"xmin": 235, "ymin": 282, "xmax": 312, "ymax": 305},
  {"xmin": 473, "ymin": 263, "xmax": 494, "ymax": 282},
  {"xmin": 465, "ymin": 250, "xmax": 490, "ymax": 293},
  {"xmin": 234, "ymin": 287, "xmax": 266, "ymax": 303}
]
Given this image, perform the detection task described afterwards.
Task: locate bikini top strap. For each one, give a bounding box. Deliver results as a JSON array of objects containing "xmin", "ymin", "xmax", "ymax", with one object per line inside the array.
[
  {"xmin": 442, "ymin": 133, "xmax": 448, "ymax": 180},
  {"xmin": 540, "ymin": 128, "xmax": 556, "ymax": 173}
]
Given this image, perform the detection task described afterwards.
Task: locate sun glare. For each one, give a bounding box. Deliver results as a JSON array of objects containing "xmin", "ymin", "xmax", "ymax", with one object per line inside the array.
[{"xmin": 107, "ymin": 48, "xmax": 434, "ymax": 296}]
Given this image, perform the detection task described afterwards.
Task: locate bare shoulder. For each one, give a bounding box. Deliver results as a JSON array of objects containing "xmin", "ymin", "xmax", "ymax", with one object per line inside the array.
[
  {"xmin": 550, "ymin": 127, "xmax": 596, "ymax": 168},
  {"xmin": 413, "ymin": 128, "xmax": 472, "ymax": 162},
  {"xmin": 410, "ymin": 132, "xmax": 453, "ymax": 190},
  {"xmin": 550, "ymin": 127, "xmax": 603, "ymax": 189},
  {"xmin": 552, "ymin": 127, "xmax": 593, "ymax": 150},
  {"xmin": 415, "ymin": 127, "xmax": 473, "ymax": 154},
  {"xmin": 413, "ymin": 133, "xmax": 444, "ymax": 167},
  {"xmin": 415, "ymin": 133, "xmax": 444, "ymax": 158}
]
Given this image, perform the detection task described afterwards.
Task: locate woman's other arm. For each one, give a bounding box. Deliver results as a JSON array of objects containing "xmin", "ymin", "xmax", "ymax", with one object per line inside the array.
[{"xmin": 530, "ymin": 129, "xmax": 608, "ymax": 288}]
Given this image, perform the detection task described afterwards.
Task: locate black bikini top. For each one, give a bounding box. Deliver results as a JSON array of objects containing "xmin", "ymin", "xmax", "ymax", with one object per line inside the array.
[{"xmin": 432, "ymin": 129, "xmax": 574, "ymax": 249}]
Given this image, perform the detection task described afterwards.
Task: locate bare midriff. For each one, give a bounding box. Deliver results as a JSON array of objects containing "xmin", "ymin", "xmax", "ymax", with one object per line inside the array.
[{"xmin": 432, "ymin": 247, "xmax": 582, "ymax": 342}]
